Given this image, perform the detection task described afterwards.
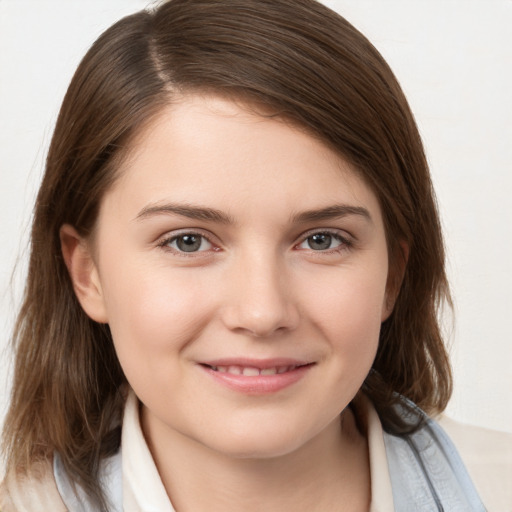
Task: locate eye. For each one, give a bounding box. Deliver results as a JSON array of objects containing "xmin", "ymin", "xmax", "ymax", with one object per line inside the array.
[
  {"xmin": 298, "ymin": 232, "xmax": 346, "ymax": 251},
  {"xmin": 165, "ymin": 233, "xmax": 213, "ymax": 253}
]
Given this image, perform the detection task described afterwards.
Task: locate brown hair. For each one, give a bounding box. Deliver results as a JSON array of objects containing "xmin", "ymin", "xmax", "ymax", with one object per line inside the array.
[{"xmin": 2, "ymin": 0, "xmax": 451, "ymax": 507}]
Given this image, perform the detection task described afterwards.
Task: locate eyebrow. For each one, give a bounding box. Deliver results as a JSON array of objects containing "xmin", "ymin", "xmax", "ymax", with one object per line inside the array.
[
  {"xmin": 291, "ymin": 204, "xmax": 372, "ymax": 224},
  {"xmin": 135, "ymin": 203, "xmax": 234, "ymax": 224},
  {"xmin": 135, "ymin": 202, "xmax": 371, "ymax": 225}
]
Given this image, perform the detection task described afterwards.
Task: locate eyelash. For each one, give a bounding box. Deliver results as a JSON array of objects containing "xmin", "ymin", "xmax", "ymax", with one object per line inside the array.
[
  {"xmin": 157, "ymin": 229, "xmax": 353, "ymax": 256},
  {"xmin": 158, "ymin": 229, "xmax": 353, "ymax": 258},
  {"xmin": 157, "ymin": 230, "xmax": 219, "ymax": 257},
  {"xmin": 295, "ymin": 229, "xmax": 353, "ymax": 254}
]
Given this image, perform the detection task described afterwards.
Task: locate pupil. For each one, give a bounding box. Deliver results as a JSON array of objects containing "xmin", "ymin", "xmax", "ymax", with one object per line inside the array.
[
  {"xmin": 308, "ymin": 234, "xmax": 331, "ymax": 250},
  {"xmin": 177, "ymin": 235, "xmax": 201, "ymax": 252}
]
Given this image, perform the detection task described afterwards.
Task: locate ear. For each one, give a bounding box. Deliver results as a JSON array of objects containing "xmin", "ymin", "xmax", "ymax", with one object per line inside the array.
[
  {"xmin": 60, "ymin": 224, "xmax": 108, "ymax": 323},
  {"xmin": 381, "ymin": 240, "xmax": 409, "ymax": 322}
]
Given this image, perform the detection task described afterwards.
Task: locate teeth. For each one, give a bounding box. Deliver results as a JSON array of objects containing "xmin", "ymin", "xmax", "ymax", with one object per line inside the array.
[
  {"xmin": 242, "ymin": 367, "xmax": 260, "ymax": 376},
  {"xmin": 209, "ymin": 364, "xmax": 299, "ymax": 375}
]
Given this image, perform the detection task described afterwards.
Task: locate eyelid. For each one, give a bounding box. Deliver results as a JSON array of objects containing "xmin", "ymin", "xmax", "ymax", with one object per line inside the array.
[
  {"xmin": 157, "ymin": 228, "xmax": 221, "ymax": 254},
  {"xmin": 294, "ymin": 228, "xmax": 353, "ymax": 251},
  {"xmin": 155, "ymin": 227, "xmax": 353, "ymax": 255}
]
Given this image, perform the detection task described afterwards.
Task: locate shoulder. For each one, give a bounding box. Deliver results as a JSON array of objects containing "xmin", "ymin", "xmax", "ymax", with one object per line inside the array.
[
  {"xmin": 438, "ymin": 414, "xmax": 512, "ymax": 511},
  {"xmin": 0, "ymin": 459, "xmax": 67, "ymax": 511}
]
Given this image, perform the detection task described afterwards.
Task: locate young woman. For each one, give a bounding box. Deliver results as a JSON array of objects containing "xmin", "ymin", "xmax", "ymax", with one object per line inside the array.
[{"xmin": 1, "ymin": 1, "xmax": 510, "ymax": 510}]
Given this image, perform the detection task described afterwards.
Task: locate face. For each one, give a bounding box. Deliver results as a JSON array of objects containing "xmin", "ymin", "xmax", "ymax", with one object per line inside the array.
[{"xmin": 75, "ymin": 95, "xmax": 392, "ymax": 459}]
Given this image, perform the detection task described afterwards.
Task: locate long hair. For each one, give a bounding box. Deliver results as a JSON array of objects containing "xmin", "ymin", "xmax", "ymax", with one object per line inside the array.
[{"xmin": 2, "ymin": 0, "xmax": 451, "ymax": 507}]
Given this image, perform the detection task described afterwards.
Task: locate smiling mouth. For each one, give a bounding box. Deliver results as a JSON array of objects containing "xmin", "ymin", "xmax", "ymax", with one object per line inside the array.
[
  {"xmin": 203, "ymin": 364, "xmax": 308, "ymax": 376},
  {"xmin": 199, "ymin": 361, "xmax": 314, "ymax": 393}
]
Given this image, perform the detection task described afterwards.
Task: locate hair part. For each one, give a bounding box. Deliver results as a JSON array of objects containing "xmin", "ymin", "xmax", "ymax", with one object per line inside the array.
[{"xmin": 2, "ymin": 0, "xmax": 452, "ymax": 507}]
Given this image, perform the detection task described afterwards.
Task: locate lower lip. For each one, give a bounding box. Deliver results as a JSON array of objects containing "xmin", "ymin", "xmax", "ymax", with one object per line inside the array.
[{"xmin": 200, "ymin": 364, "xmax": 314, "ymax": 394}]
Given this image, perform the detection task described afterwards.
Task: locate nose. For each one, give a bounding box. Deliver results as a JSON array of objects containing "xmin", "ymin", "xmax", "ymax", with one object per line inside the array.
[{"xmin": 221, "ymin": 251, "xmax": 300, "ymax": 338}]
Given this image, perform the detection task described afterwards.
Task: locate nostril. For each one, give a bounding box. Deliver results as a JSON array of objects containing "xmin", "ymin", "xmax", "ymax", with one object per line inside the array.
[{"xmin": 221, "ymin": 303, "xmax": 300, "ymax": 338}]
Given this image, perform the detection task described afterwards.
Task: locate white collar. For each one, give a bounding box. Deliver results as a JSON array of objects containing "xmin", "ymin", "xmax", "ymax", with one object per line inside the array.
[{"xmin": 122, "ymin": 391, "xmax": 175, "ymax": 511}]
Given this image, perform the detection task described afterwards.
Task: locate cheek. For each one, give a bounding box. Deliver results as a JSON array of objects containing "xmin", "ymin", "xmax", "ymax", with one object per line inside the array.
[
  {"xmin": 100, "ymin": 264, "xmax": 213, "ymax": 373},
  {"xmin": 304, "ymin": 266, "xmax": 388, "ymax": 364}
]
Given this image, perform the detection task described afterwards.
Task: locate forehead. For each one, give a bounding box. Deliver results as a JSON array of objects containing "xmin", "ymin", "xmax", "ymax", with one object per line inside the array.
[{"xmin": 100, "ymin": 94, "xmax": 383, "ymax": 225}]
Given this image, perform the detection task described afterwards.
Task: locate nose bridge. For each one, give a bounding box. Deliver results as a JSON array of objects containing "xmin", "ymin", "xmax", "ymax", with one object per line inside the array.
[{"xmin": 222, "ymin": 246, "xmax": 299, "ymax": 337}]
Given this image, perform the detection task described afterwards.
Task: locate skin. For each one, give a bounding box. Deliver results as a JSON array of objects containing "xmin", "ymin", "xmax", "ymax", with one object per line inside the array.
[{"xmin": 62, "ymin": 94, "xmax": 395, "ymax": 511}]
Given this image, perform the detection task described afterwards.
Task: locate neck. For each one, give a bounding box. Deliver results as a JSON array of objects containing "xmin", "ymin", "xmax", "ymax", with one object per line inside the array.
[{"xmin": 142, "ymin": 407, "xmax": 370, "ymax": 512}]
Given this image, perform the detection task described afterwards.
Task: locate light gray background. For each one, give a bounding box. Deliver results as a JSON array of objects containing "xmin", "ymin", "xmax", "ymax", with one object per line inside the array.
[{"xmin": 1, "ymin": 0, "xmax": 511, "ymax": 448}]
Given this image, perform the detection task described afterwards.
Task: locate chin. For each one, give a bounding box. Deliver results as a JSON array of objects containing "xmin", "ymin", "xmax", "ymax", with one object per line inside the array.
[{"xmin": 198, "ymin": 421, "xmax": 319, "ymax": 461}]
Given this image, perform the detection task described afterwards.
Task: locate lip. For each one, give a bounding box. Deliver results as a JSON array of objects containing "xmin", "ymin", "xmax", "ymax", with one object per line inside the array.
[{"xmin": 198, "ymin": 358, "xmax": 315, "ymax": 394}]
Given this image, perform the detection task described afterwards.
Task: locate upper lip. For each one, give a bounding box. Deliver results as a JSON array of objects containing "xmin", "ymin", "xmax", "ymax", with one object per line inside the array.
[{"xmin": 199, "ymin": 358, "xmax": 313, "ymax": 370}]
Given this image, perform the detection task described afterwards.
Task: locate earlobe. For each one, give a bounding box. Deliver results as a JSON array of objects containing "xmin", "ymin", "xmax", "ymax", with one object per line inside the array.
[{"xmin": 60, "ymin": 224, "xmax": 108, "ymax": 323}]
